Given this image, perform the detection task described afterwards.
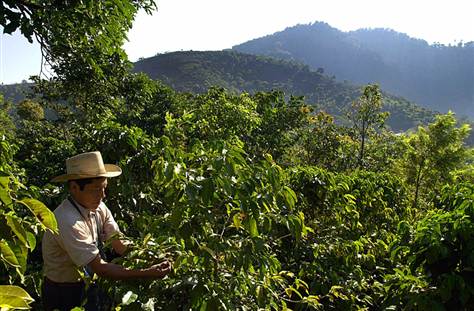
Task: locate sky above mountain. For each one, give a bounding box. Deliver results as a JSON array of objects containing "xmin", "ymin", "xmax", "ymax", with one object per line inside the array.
[{"xmin": 1, "ymin": 0, "xmax": 473, "ymax": 84}]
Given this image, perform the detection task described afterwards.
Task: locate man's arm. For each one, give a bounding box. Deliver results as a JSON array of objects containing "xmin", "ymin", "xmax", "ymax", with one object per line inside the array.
[
  {"xmin": 88, "ymin": 255, "xmax": 172, "ymax": 280},
  {"xmin": 111, "ymin": 239, "xmax": 128, "ymax": 256}
]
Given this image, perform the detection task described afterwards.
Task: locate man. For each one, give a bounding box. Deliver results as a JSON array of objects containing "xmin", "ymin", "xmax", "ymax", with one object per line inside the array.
[{"xmin": 42, "ymin": 151, "xmax": 171, "ymax": 311}]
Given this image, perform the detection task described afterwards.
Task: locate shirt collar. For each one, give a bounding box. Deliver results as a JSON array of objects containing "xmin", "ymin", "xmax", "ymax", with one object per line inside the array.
[{"xmin": 68, "ymin": 197, "xmax": 95, "ymax": 218}]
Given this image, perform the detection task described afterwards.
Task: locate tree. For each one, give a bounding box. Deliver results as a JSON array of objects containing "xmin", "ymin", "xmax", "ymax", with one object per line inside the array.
[
  {"xmin": 403, "ymin": 112, "xmax": 471, "ymax": 208},
  {"xmin": 249, "ymin": 91, "xmax": 311, "ymax": 162},
  {"xmin": 2, "ymin": 0, "xmax": 157, "ymax": 119},
  {"xmin": 348, "ymin": 84, "xmax": 388, "ymax": 168},
  {"xmin": 299, "ymin": 111, "xmax": 353, "ymax": 170},
  {"xmin": 1, "ymin": 0, "xmax": 155, "ymax": 76},
  {"xmin": 16, "ymin": 99, "xmax": 44, "ymax": 121}
]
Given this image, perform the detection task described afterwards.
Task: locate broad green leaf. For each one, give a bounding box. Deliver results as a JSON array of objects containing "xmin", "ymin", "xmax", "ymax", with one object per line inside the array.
[
  {"xmin": 285, "ymin": 286, "xmax": 303, "ymax": 299},
  {"xmin": 249, "ymin": 217, "xmax": 259, "ymax": 238},
  {"xmin": 288, "ymin": 215, "xmax": 303, "ymax": 240},
  {"xmin": 18, "ymin": 199, "xmax": 58, "ymax": 233},
  {"xmin": 11, "ymin": 243, "xmax": 28, "ymax": 274},
  {"xmin": 282, "ymin": 186, "xmax": 297, "ymax": 209},
  {"xmin": 0, "ymin": 285, "xmax": 34, "ymax": 310},
  {"xmin": 24, "ymin": 231, "xmax": 36, "ymax": 252},
  {"xmin": 164, "ymin": 162, "xmax": 174, "ymax": 182},
  {"xmin": 5, "ymin": 215, "xmax": 28, "ymax": 247},
  {"xmin": 0, "ymin": 176, "xmax": 9, "ymax": 188},
  {"xmin": 0, "ymin": 240, "xmax": 19, "ymax": 267},
  {"xmin": 0, "ymin": 188, "xmax": 11, "ymax": 207}
]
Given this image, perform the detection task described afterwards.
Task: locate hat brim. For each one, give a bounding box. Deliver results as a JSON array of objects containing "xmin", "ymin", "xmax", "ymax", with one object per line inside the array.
[{"xmin": 51, "ymin": 164, "xmax": 122, "ymax": 182}]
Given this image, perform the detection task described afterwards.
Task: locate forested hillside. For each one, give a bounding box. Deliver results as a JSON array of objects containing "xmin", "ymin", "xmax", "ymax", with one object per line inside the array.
[
  {"xmin": 133, "ymin": 50, "xmax": 435, "ymax": 131},
  {"xmin": 1, "ymin": 2, "xmax": 474, "ymax": 310},
  {"xmin": 232, "ymin": 22, "xmax": 474, "ymax": 118},
  {"xmin": 0, "ymin": 83, "xmax": 30, "ymax": 103}
]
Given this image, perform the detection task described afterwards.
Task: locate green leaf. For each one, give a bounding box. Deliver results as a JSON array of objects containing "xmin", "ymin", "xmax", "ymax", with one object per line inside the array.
[
  {"xmin": 232, "ymin": 213, "xmax": 241, "ymax": 229},
  {"xmin": 18, "ymin": 199, "xmax": 58, "ymax": 233},
  {"xmin": 26, "ymin": 232, "xmax": 36, "ymax": 251},
  {"xmin": 288, "ymin": 215, "xmax": 303, "ymax": 240},
  {"xmin": 11, "ymin": 242, "xmax": 28, "ymax": 274},
  {"xmin": 282, "ymin": 186, "xmax": 297, "ymax": 209},
  {"xmin": 343, "ymin": 193, "xmax": 356, "ymax": 204},
  {"xmin": 263, "ymin": 153, "xmax": 274, "ymax": 163},
  {"xmin": 0, "ymin": 187, "xmax": 11, "ymax": 207},
  {"xmin": 0, "ymin": 285, "xmax": 34, "ymax": 310},
  {"xmin": 0, "ymin": 240, "xmax": 20, "ymax": 267},
  {"xmin": 5, "ymin": 215, "xmax": 28, "ymax": 247},
  {"xmin": 142, "ymin": 233, "xmax": 151, "ymax": 246},
  {"xmin": 249, "ymin": 216, "xmax": 259, "ymax": 238},
  {"xmin": 0, "ymin": 177, "xmax": 9, "ymax": 188}
]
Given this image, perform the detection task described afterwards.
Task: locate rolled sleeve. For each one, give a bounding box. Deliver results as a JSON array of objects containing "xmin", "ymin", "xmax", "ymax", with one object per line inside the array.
[{"xmin": 101, "ymin": 206, "xmax": 121, "ymax": 241}]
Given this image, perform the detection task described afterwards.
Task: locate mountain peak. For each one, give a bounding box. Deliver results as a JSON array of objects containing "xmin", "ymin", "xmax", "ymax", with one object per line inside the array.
[{"xmin": 232, "ymin": 22, "xmax": 473, "ymax": 117}]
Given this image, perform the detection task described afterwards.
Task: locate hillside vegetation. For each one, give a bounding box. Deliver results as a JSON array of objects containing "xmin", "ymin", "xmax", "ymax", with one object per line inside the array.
[
  {"xmin": 232, "ymin": 22, "xmax": 474, "ymax": 118},
  {"xmin": 133, "ymin": 50, "xmax": 435, "ymax": 131}
]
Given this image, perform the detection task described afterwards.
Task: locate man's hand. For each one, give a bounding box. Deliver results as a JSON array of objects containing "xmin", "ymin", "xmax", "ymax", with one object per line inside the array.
[
  {"xmin": 111, "ymin": 239, "xmax": 129, "ymax": 256},
  {"xmin": 89, "ymin": 255, "xmax": 172, "ymax": 280},
  {"xmin": 144, "ymin": 260, "xmax": 172, "ymax": 278}
]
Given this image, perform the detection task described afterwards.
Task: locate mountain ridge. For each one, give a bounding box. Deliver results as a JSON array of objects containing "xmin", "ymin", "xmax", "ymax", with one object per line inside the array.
[{"xmin": 232, "ymin": 21, "xmax": 474, "ymax": 118}]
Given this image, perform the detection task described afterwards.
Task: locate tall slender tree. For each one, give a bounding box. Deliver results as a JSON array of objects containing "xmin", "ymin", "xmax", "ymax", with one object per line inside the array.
[{"xmin": 348, "ymin": 84, "xmax": 388, "ymax": 168}]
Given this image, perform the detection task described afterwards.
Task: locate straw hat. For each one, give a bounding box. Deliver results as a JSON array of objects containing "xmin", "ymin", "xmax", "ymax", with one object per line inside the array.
[{"xmin": 51, "ymin": 151, "xmax": 122, "ymax": 182}]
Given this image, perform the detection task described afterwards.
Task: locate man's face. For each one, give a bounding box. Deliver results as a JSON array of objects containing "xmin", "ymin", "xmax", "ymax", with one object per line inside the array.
[{"xmin": 70, "ymin": 177, "xmax": 108, "ymax": 210}]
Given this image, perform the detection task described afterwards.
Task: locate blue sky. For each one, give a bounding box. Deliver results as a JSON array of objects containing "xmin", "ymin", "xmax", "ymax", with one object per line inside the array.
[{"xmin": 1, "ymin": 0, "xmax": 474, "ymax": 84}]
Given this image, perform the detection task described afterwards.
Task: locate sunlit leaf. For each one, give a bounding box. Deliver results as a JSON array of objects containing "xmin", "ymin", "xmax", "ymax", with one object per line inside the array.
[
  {"xmin": 249, "ymin": 217, "xmax": 259, "ymax": 238},
  {"xmin": 18, "ymin": 199, "xmax": 58, "ymax": 233},
  {"xmin": 0, "ymin": 285, "xmax": 34, "ymax": 310},
  {"xmin": 282, "ymin": 186, "xmax": 297, "ymax": 209},
  {"xmin": 0, "ymin": 187, "xmax": 11, "ymax": 207},
  {"xmin": 5, "ymin": 215, "xmax": 28, "ymax": 247},
  {"xmin": 26, "ymin": 232, "xmax": 36, "ymax": 251},
  {"xmin": 0, "ymin": 240, "xmax": 20, "ymax": 267}
]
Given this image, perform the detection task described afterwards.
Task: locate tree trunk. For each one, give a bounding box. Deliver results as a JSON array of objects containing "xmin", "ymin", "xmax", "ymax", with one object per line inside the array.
[
  {"xmin": 413, "ymin": 159, "xmax": 425, "ymax": 209},
  {"xmin": 359, "ymin": 120, "xmax": 366, "ymax": 169}
]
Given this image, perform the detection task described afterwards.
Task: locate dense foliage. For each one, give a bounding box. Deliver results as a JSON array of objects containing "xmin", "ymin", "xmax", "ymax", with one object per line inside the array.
[
  {"xmin": 133, "ymin": 50, "xmax": 435, "ymax": 132},
  {"xmin": 2, "ymin": 75, "xmax": 473, "ymax": 310},
  {"xmin": 2, "ymin": 2, "xmax": 474, "ymax": 310}
]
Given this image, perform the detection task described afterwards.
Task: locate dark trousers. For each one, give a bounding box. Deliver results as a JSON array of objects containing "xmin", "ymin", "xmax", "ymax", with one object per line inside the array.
[{"xmin": 42, "ymin": 278, "xmax": 113, "ymax": 311}]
